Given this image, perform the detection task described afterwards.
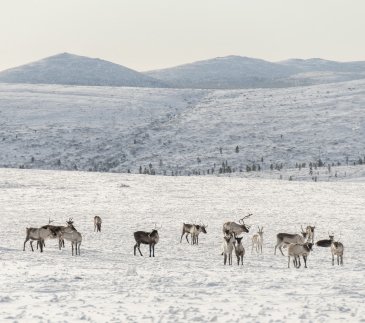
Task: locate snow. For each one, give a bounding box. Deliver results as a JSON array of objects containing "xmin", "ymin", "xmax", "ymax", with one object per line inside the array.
[
  {"xmin": 146, "ymin": 56, "xmax": 365, "ymax": 89},
  {"xmin": 0, "ymin": 168, "xmax": 364, "ymax": 322},
  {"xmin": 0, "ymin": 80, "xmax": 364, "ymax": 179},
  {"xmin": 0, "ymin": 53, "xmax": 167, "ymax": 88},
  {"xmin": 1, "ymin": 53, "xmax": 364, "ymax": 90}
]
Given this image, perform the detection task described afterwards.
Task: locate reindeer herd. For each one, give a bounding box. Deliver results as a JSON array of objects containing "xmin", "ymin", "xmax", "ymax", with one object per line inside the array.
[{"xmin": 23, "ymin": 214, "xmax": 344, "ymax": 268}]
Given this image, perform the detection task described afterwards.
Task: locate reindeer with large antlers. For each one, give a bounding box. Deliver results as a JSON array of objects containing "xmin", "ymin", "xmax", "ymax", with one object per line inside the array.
[{"xmin": 223, "ymin": 213, "xmax": 252, "ymax": 236}]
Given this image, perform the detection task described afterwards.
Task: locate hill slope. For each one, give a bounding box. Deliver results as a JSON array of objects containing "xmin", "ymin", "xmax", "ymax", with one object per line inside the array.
[
  {"xmin": 0, "ymin": 53, "xmax": 167, "ymax": 87},
  {"xmin": 0, "ymin": 80, "xmax": 364, "ymax": 179},
  {"xmin": 145, "ymin": 55, "xmax": 296, "ymax": 89},
  {"xmin": 146, "ymin": 56, "xmax": 365, "ymax": 89}
]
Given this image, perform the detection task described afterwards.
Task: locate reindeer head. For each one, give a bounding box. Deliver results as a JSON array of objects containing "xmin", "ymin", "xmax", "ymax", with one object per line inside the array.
[
  {"xmin": 258, "ymin": 226, "xmax": 264, "ymax": 236},
  {"xmin": 66, "ymin": 217, "xmax": 74, "ymax": 225},
  {"xmin": 238, "ymin": 213, "xmax": 252, "ymax": 233},
  {"xmin": 305, "ymin": 242, "xmax": 314, "ymax": 251},
  {"xmin": 200, "ymin": 223, "xmax": 208, "ymax": 234},
  {"xmin": 150, "ymin": 223, "xmax": 162, "ymax": 235},
  {"xmin": 328, "ymin": 231, "xmax": 334, "ymax": 241}
]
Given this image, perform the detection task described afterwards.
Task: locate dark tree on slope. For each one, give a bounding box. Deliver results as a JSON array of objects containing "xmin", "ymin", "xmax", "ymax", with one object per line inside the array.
[{"xmin": 235, "ymin": 146, "xmax": 239, "ymax": 153}]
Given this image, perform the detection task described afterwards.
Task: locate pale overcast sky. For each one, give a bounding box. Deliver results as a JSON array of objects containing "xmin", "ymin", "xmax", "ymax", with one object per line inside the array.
[{"xmin": 1, "ymin": 0, "xmax": 364, "ymax": 72}]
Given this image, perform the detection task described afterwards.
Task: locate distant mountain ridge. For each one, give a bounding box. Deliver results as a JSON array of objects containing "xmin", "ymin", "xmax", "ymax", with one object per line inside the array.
[
  {"xmin": 146, "ymin": 56, "xmax": 365, "ymax": 89},
  {"xmin": 0, "ymin": 53, "xmax": 167, "ymax": 88},
  {"xmin": 0, "ymin": 53, "xmax": 364, "ymax": 89}
]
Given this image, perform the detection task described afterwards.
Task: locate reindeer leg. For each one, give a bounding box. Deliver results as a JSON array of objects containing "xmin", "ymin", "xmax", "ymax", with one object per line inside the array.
[
  {"xmin": 72, "ymin": 242, "xmax": 74, "ymax": 256},
  {"xmin": 137, "ymin": 243, "xmax": 143, "ymax": 256},
  {"xmin": 180, "ymin": 232, "xmax": 185, "ymax": 243},
  {"xmin": 279, "ymin": 245, "xmax": 285, "ymax": 256},
  {"xmin": 337, "ymin": 255, "xmax": 339, "ymax": 266},
  {"xmin": 288, "ymin": 256, "xmax": 290, "ymax": 268},
  {"xmin": 153, "ymin": 244, "xmax": 155, "ymax": 257},
  {"xmin": 332, "ymin": 254, "xmax": 334, "ymax": 266},
  {"xmin": 30, "ymin": 241, "xmax": 34, "ymax": 252},
  {"xmin": 302, "ymin": 255, "xmax": 307, "ymax": 268},
  {"xmin": 186, "ymin": 234, "xmax": 190, "ymax": 244},
  {"xmin": 39, "ymin": 240, "xmax": 44, "ymax": 253},
  {"xmin": 149, "ymin": 244, "xmax": 152, "ymax": 257},
  {"xmin": 23, "ymin": 237, "xmax": 29, "ymax": 251},
  {"xmin": 224, "ymin": 254, "xmax": 227, "ymax": 265}
]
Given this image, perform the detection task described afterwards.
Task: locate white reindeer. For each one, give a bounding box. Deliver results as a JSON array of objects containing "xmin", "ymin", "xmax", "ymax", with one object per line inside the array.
[
  {"xmin": 251, "ymin": 226, "xmax": 264, "ymax": 254},
  {"xmin": 61, "ymin": 230, "xmax": 82, "ymax": 256},
  {"xmin": 222, "ymin": 232, "xmax": 235, "ymax": 265},
  {"xmin": 306, "ymin": 226, "xmax": 315, "ymax": 244},
  {"xmin": 331, "ymin": 241, "xmax": 344, "ymax": 266}
]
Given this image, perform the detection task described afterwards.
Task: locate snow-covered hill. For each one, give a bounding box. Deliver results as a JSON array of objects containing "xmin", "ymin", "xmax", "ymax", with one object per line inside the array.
[
  {"xmin": 0, "ymin": 53, "xmax": 167, "ymax": 88},
  {"xmin": 1, "ymin": 53, "xmax": 364, "ymax": 90},
  {"xmin": 146, "ymin": 56, "xmax": 365, "ymax": 89},
  {"xmin": 0, "ymin": 168, "xmax": 364, "ymax": 322},
  {"xmin": 145, "ymin": 55, "xmax": 296, "ymax": 89},
  {"xmin": 0, "ymin": 80, "xmax": 364, "ymax": 178}
]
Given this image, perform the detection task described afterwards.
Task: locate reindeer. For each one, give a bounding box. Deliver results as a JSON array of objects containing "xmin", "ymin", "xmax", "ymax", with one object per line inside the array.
[
  {"xmin": 61, "ymin": 230, "xmax": 82, "ymax": 256},
  {"xmin": 331, "ymin": 237, "xmax": 344, "ymax": 266},
  {"xmin": 251, "ymin": 226, "xmax": 264, "ymax": 254},
  {"xmin": 274, "ymin": 226, "xmax": 308, "ymax": 256},
  {"xmin": 223, "ymin": 213, "xmax": 252, "ymax": 236},
  {"xmin": 134, "ymin": 225, "xmax": 160, "ymax": 257},
  {"xmin": 23, "ymin": 227, "xmax": 57, "ymax": 252},
  {"xmin": 316, "ymin": 232, "xmax": 334, "ymax": 247},
  {"xmin": 288, "ymin": 242, "xmax": 313, "ymax": 268},
  {"xmin": 180, "ymin": 223, "xmax": 196, "ymax": 244},
  {"xmin": 191, "ymin": 224, "xmax": 207, "ymax": 245},
  {"xmin": 306, "ymin": 226, "xmax": 315, "ymax": 243},
  {"xmin": 222, "ymin": 231, "xmax": 235, "ymax": 265},
  {"xmin": 40, "ymin": 218, "xmax": 77, "ymax": 250},
  {"xmin": 94, "ymin": 216, "xmax": 102, "ymax": 232},
  {"xmin": 234, "ymin": 236, "xmax": 245, "ymax": 265}
]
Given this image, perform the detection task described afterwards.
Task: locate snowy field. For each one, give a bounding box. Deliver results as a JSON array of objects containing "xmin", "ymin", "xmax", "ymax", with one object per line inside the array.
[
  {"xmin": 0, "ymin": 79, "xmax": 364, "ymax": 177},
  {"xmin": 0, "ymin": 168, "xmax": 364, "ymax": 322}
]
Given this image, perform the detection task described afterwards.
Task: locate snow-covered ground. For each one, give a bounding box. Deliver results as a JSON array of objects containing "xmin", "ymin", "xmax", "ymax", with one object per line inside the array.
[
  {"xmin": 0, "ymin": 79, "xmax": 364, "ymax": 179},
  {"xmin": 0, "ymin": 168, "xmax": 364, "ymax": 322}
]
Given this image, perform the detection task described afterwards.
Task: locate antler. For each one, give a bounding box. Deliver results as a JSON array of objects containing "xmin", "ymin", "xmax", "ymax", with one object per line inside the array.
[
  {"xmin": 338, "ymin": 231, "xmax": 342, "ymax": 242},
  {"xmin": 154, "ymin": 223, "xmax": 162, "ymax": 230}
]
